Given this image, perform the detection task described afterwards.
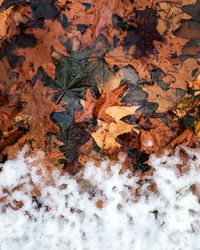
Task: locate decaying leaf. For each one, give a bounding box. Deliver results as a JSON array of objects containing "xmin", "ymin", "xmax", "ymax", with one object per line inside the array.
[
  {"xmin": 75, "ymin": 85, "xmax": 127, "ymax": 124},
  {"xmin": 143, "ymin": 82, "xmax": 183, "ymax": 113},
  {"xmin": 91, "ymin": 103, "xmax": 140, "ymax": 150},
  {"xmin": 0, "ymin": 6, "xmax": 13, "ymax": 40},
  {"xmin": 91, "ymin": 119, "xmax": 139, "ymax": 150},
  {"xmin": 169, "ymin": 129, "xmax": 197, "ymax": 148},
  {"xmin": 14, "ymin": 80, "xmax": 65, "ymax": 150},
  {"xmin": 140, "ymin": 118, "xmax": 178, "ymax": 153},
  {"xmin": 189, "ymin": 73, "xmax": 200, "ymax": 90},
  {"xmin": 106, "ymin": 105, "xmax": 140, "ymax": 122},
  {"xmin": 13, "ymin": 19, "xmax": 69, "ymax": 82},
  {"xmin": 0, "ymin": 0, "xmax": 199, "ymax": 172}
]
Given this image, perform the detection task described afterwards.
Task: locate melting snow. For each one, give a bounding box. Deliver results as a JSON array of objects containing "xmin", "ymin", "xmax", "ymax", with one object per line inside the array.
[{"xmin": 0, "ymin": 146, "xmax": 200, "ymax": 250}]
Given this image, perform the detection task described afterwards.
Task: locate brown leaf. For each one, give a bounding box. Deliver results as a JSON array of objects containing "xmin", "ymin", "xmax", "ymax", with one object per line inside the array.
[
  {"xmin": 75, "ymin": 85, "xmax": 127, "ymax": 124},
  {"xmin": 188, "ymin": 73, "xmax": 200, "ymax": 90},
  {"xmin": 0, "ymin": 6, "xmax": 13, "ymax": 40},
  {"xmin": 140, "ymin": 118, "xmax": 178, "ymax": 153},
  {"xmin": 169, "ymin": 129, "xmax": 197, "ymax": 148},
  {"xmin": 143, "ymin": 82, "xmax": 182, "ymax": 113},
  {"xmin": 13, "ymin": 19, "xmax": 69, "ymax": 82},
  {"xmin": 104, "ymin": 46, "xmax": 151, "ymax": 81},
  {"xmin": 91, "ymin": 119, "xmax": 139, "ymax": 150},
  {"xmin": 16, "ymin": 80, "xmax": 65, "ymax": 150},
  {"xmin": 57, "ymin": 0, "xmax": 134, "ymax": 49},
  {"xmin": 0, "ymin": 5, "xmax": 31, "ymax": 47}
]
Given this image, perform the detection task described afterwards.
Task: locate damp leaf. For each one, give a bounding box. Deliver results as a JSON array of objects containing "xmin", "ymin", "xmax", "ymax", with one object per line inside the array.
[
  {"xmin": 75, "ymin": 84, "xmax": 127, "ymax": 124},
  {"xmin": 13, "ymin": 19, "xmax": 69, "ymax": 82},
  {"xmin": 91, "ymin": 119, "xmax": 139, "ymax": 150}
]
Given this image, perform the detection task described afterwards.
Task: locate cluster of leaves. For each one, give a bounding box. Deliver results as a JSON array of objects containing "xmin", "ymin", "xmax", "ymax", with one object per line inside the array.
[{"xmin": 0, "ymin": 0, "xmax": 199, "ymax": 175}]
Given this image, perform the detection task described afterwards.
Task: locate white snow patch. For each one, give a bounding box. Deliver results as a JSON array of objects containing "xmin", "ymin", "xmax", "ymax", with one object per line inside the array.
[
  {"xmin": 144, "ymin": 140, "xmax": 153, "ymax": 147},
  {"xmin": 0, "ymin": 146, "xmax": 200, "ymax": 250}
]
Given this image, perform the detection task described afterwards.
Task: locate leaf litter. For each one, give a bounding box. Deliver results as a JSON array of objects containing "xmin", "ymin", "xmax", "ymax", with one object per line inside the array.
[{"xmin": 0, "ymin": 0, "xmax": 200, "ymax": 248}]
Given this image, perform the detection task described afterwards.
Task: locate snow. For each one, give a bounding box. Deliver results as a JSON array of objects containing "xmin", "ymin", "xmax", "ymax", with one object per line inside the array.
[{"xmin": 0, "ymin": 146, "xmax": 200, "ymax": 250}]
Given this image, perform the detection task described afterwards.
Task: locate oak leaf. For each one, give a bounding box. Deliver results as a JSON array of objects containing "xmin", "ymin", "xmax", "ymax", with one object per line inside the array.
[
  {"xmin": 91, "ymin": 104, "xmax": 140, "ymax": 150},
  {"xmin": 75, "ymin": 84, "xmax": 127, "ymax": 124},
  {"xmin": 157, "ymin": 2, "xmax": 192, "ymax": 35},
  {"xmin": 130, "ymin": 0, "xmax": 182, "ymax": 10},
  {"xmin": 57, "ymin": 0, "xmax": 134, "ymax": 49},
  {"xmin": 0, "ymin": 6, "xmax": 13, "ymax": 40},
  {"xmin": 91, "ymin": 119, "xmax": 139, "ymax": 150},
  {"xmin": 188, "ymin": 73, "xmax": 200, "ymax": 90},
  {"xmin": 16, "ymin": 80, "xmax": 65, "ymax": 150},
  {"xmin": 143, "ymin": 82, "xmax": 182, "ymax": 113},
  {"xmin": 104, "ymin": 46, "xmax": 151, "ymax": 81},
  {"xmin": 0, "ymin": 5, "xmax": 32, "ymax": 47},
  {"xmin": 13, "ymin": 19, "xmax": 69, "ymax": 82}
]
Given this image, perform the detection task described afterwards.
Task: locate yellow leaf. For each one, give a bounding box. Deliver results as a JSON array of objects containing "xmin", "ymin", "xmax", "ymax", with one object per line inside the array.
[
  {"xmin": 195, "ymin": 120, "xmax": 200, "ymax": 142},
  {"xmin": 106, "ymin": 105, "xmax": 140, "ymax": 122},
  {"xmin": 91, "ymin": 120, "xmax": 139, "ymax": 150},
  {"xmin": 188, "ymin": 73, "xmax": 200, "ymax": 90},
  {"xmin": 0, "ymin": 7, "xmax": 13, "ymax": 39}
]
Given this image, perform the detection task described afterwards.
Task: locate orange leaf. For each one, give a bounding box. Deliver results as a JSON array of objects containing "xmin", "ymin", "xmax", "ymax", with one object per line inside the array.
[
  {"xmin": 13, "ymin": 19, "xmax": 69, "ymax": 82},
  {"xmin": 75, "ymin": 84, "xmax": 127, "ymax": 124}
]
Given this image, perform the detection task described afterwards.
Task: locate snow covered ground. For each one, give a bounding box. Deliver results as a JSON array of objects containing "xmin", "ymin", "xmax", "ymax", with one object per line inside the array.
[{"xmin": 0, "ymin": 146, "xmax": 200, "ymax": 250}]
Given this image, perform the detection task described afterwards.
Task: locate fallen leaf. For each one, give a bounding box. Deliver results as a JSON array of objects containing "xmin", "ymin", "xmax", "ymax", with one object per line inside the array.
[
  {"xmin": 143, "ymin": 82, "xmax": 182, "ymax": 113},
  {"xmin": 75, "ymin": 84, "xmax": 127, "ymax": 124},
  {"xmin": 0, "ymin": 6, "xmax": 13, "ymax": 40},
  {"xmin": 91, "ymin": 119, "xmax": 139, "ymax": 150},
  {"xmin": 16, "ymin": 80, "xmax": 65, "ymax": 150},
  {"xmin": 104, "ymin": 46, "xmax": 151, "ymax": 81},
  {"xmin": 169, "ymin": 129, "xmax": 196, "ymax": 148},
  {"xmin": 188, "ymin": 73, "xmax": 200, "ymax": 90},
  {"xmin": 13, "ymin": 19, "xmax": 69, "ymax": 82},
  {"xmin": 106, "ymin": 105, "xmax": 140, "ymax": 122},
  {"xmin": 140, "ymin": 118, "xmax": 178, "ymax": 153}
]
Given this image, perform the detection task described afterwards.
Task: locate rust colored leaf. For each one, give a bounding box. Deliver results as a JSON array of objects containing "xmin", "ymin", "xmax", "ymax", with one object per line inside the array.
[
  {"xmin": 0, "ymin": 5, "xmax": 32, "ymax": 47},
  {"xmin": 189, "ymin": 73, "xmax": 200, "ymax": 90},
  {"xmin": 104, "ymin": 46, "xmax": 152, "ymax": 81},
  {"xmin": 140, "ymin": 118, "xmax": 178, "ymax": 153},
  {"xmin": 75, "ymin": 84, "xmax": 127, "ymax": 124},
  {"xmin": 13, "ymin": 19, "xmax": 69, "ymax": 82},
  {"xmin": 169, "ymin": 129, "xmax": 197, "ymax": 148},
  {"xmin": 16, "ymin": 80, "xmax": 65, "ymax": 150}
]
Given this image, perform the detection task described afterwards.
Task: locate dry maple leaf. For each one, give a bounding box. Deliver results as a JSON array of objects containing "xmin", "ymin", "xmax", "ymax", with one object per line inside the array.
[
  {"xmin": 75, "ymin": 84, "xmax": 127, "ymax": 124},
  {"xmin": 13, "ymin": 19, "xmax": 69, "ymax": 82}
]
